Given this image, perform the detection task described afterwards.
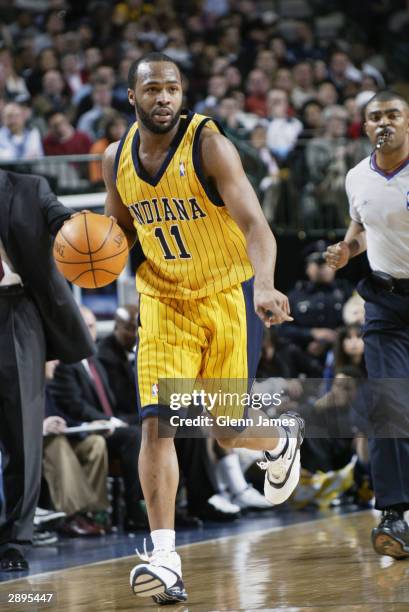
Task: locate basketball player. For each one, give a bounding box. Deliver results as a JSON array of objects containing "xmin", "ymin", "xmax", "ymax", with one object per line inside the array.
[
  {"xmin": 103, "ymin": 52, "xmax": 304, "ymax": 603},
  {"xmin": 325, "ymin": 91, "xmax": 409, "ymax": 559}
]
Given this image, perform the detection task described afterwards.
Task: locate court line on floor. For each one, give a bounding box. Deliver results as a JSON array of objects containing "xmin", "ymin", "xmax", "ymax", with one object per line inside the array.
[{"xmin": 0, "ymin": 509, "xmax": 376, "ymax": 586}]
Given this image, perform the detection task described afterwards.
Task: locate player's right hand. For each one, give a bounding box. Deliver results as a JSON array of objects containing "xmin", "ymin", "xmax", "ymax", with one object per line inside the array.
[{"xmin": 324, "ymin": 241, "xmax": 350, "ymax": 270}]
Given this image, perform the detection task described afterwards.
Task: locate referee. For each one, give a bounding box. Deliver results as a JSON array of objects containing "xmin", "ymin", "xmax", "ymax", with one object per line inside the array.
[{"xmin": 325, "ymin": 90, "xmax": 409, "ymax": 559}]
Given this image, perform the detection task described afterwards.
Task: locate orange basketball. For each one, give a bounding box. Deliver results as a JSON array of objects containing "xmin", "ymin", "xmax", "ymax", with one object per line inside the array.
[{"xmin": 53, "ymin": 212, "xmax": 129, "ymax": 288}]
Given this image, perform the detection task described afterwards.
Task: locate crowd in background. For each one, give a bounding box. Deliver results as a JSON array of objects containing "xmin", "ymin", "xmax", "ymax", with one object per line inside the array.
[
  {"xmin": 0, "ymin": 0, "xmax": 401, "ymax": 545},
  {"xmin": 0, "ymin": 0, "xmax": 408, "ymax": 227}
]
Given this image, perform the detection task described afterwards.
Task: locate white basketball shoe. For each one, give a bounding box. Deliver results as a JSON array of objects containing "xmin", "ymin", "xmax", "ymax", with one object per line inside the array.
[
  {"xmin": 258, "ymin": 412, "xmax": 305, "ymax": 505},
  {"xmin": 130, "ymin": 542, "xmax": 187, "ymax": 605}
]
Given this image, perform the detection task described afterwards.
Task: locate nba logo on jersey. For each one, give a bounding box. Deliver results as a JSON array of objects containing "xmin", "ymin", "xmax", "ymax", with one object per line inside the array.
[
  {"xmin": 179, "ymin": 162, "xmax": 186, "ymax": 177},
  {"xmin": 407, "ymin": 191, "xmax": 409, "ymax": 210},
  {"xmin": 151, "ymin": 383, "xmax": 159, "ymax": 398}
]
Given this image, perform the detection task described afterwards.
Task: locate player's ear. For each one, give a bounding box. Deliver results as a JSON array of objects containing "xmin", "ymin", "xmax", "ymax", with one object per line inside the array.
[
  {"xmin": 363, "ymin": 120, "xmax": 369, "ymax": 136},
  {"xmin": 128, "ymin": 88, "xmax": 135, "ymax": 107}
]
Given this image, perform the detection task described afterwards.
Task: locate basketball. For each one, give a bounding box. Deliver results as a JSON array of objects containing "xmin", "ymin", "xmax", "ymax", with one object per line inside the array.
[{"xmin": 53, "ymin": 212, "xmax": 129, "ymax": 288}]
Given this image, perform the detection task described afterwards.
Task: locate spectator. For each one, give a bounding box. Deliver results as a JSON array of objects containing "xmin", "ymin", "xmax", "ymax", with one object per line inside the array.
[
  {"xmin": 194, "ymin": 74, "xmax": 228, "ymax": 114},
  {"xmin": 244, "ymin": 68, "xmax": 271, "ymax": 117},
  {"xmin": 43, "ymin": 360, "xmax": 110, "ymax": 536},
  {"xmin": 265, "ymin": 88, "xmax": 303, "ymax": 162},
  {"xmin": 291, "ymin": 60, "xmax": 316, "ymax": 110},
  {"xmin": 0, "ymin": 45, "xmax": 30, "ymax": 100},
  {"xmin": 0, "ymin": 101, "xmax": 43, "ymax": 160},
  {"xmin": 273, "ymin": 67, "xmax": 294, "ymax": 95},
  {"xmin": 33, "ymin": 69, "xmax": 74, "ymax": 121},
  {"xmin": 25, "ymin": 47, "xmax": 60, "ymax": 97},
  {"xmin": 317, "ymin": 80, "xmax": 339, "ymax": 107},
  {"xmin": 216, "ymin": 95, "xmax": 250, "ymax": 139},
  {"xmin": 77, "ymin": 81, "xmax": 116, "ymax": 141},
  {"xmin": 328, "ymin": 50, "xmax": 361, "ymax": 96},
  {"xmin": 302, "ymin": 105, "xmax": 351, "ymax": 228},
  {"xmin": 334, "ymin": 325, "xmax": 365, "ymax": 371},
  {"xmin": 43, "ymin": 111, "xmax": 92, "ymax": 155},
  {"xmin": 248, "ymin": 123, "xmax": 280, "ymax": 222},
  {"xmin": 60, "ymin": 52, "xmax": 86, "ymax": 96},
  {"xmin": 49, "ymin": 306, "xmax": 146, "ymax": 532},
  {"xmin": 97, "ymin": 304, "xmax": 139, "ymax": 425},
  {"xmin": 89, "ymin": 112, "xmax": 127, "ymax": 185}
]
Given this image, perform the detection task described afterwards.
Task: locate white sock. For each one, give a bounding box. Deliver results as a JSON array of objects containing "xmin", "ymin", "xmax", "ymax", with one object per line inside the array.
[
  {"xmin": 151, "ymin": 529, "xmax": 175, "ymax": 554},
  {"xmin": 217, "ymin": 453, "xmax": 248, "ymax": 496},
  {"xmin": 268, "ymin": 427, "xmax": 288, "ymax": 458}
]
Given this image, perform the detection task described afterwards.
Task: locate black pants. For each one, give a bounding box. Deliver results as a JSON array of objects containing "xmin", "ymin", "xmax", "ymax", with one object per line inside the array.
[
  {"xmin": 358, "ymin": 277, "xmax": 409, "ymax": 510},
  {"xmin": 0, "ymin": 293, "xmax": 46, "ymax": 553},
  {"xmin": 105, "ymin": 425, "xmax": 142, "ymax": 518},
  {"xmin": 175, "ymin": 438, "xmax": 217, "ymax": 514}
]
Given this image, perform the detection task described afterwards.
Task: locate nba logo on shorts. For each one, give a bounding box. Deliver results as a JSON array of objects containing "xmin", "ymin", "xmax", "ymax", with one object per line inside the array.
[
  {"xmin": 407, "ymin": 191, "xmax": 409, "ymax": 210},
  {"xmin": 152, "ymin": 383, "xmax": 159, "ymax": 398},
  {"xmin": 179, "ymin": 162, "xmax": 186, "ymax": 177}
]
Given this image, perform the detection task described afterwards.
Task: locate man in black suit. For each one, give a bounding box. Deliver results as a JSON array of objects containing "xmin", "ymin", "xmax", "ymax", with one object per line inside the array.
[
  {"xmin": 97, "ymin": 304, "xmax": 139, "ymax": 425},
  {"xmin": 0, "ymin": 169, "xmax": 94, "ymax": 571},
  {"xmin": 49, "ymin": 306, "xmax": 145, "ymax": 531}
]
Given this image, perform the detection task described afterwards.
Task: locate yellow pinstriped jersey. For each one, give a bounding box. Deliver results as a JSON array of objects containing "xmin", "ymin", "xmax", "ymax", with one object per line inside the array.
[{"xmin": 115, "ymin": 111, "xmax": 254, "ymax": 299}]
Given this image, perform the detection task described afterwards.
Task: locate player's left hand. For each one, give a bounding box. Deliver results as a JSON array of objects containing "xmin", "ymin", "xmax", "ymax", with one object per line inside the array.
[{"xmin": 254, "ymin": 286, "xmax": 293, "ymax": 327}]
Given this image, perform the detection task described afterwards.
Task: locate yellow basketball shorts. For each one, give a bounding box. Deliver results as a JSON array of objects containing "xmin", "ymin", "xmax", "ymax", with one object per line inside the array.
[{"xmin": 136, "ymin": 277, "xmax": 264, "ymax": 420}]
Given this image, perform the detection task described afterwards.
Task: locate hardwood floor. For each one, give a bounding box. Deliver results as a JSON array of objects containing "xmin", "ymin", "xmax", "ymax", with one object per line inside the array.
[{"xmin": 1, "ymin": 511, "xmax": 409, "ymax": 611}]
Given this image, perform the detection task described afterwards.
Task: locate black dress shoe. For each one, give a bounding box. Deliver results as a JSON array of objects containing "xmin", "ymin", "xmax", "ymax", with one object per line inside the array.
[
  {"xmin": 175, "ymin": 508, "xmax": 203, "ymax": 528},
  {"xmin": 0, "ymin": 548, "xmax": 29, "ymax": 572},
  {"xmin": 196, "ymin": 501, "xmax": 240, "ymax": 523},
  {"xmin": 372, "ymin": 509, "xmax": 409, "ymax": 559}
]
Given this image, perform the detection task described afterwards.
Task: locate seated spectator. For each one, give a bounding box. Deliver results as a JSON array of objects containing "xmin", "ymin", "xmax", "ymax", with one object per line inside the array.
[
  {"xmin": 215, "ymin": 95, "xmax": 250, "ymax": 140},
  {"xmin": 324, "ymin": 324, "xmax": 366, "ymax": 384},
  {"xmin": 49, "ymin": 306, "xmax": 146, "ymax": 532},
  {"xmin": 97, "ymin": 304, "xmax": 139, "ymax": 425},
  {"xmin": 194, "ymin": 74, "xmax": 228, "ymax": 114},
  {"xmin": 61, "ymin": 52, "xmax": 87, "ymax": 97},
  {"xmin": 248, "ymin": 123, "xmax": 280, "ymax": 222},
  {"xmin": 244, "ymin": 68, "xmax": 271, "ymax": 118},
  {"xmin": 302, "ymin": 105, "xmax": 350, "ymax": 228},
  {"xmin": 317, "ymin": 80, "xmax": 339, "ymax": 107},
  {"xmin": 289, "ymin": 99, "xmax": 323, "ymax": 196},
  {"xmin": 33, "ymin": 69, "xmax": 75, "ymax": 123},
  {"xmin": 291, "ymin": 60, "xmax": 316, "ymax": 110},
  {"xmin": 43, "ymin": 111, "xmax": 92, "ymax": 156},
  {"xmin": 265, "ymin": 88, "xmax": 303, "ymax": 163},
  {"xmin": 256, "ymin": 329, "xmax": 292, "ymax": 379},
  {"xmin": 0, "ymin": 45, "xmax": 30, "ymax": 101},
  {"xmin": 77, "ymin": 80, "xmax": 116, "ymax": 141},
  {"xmin": 25, "ymin": 47, "xmax": 60, "ymax": 97},
  {"xmin": 43, "ymin": 360, "xmax": 110, "ymax": 537},
  {"xmin": 89, "ymin": 112, "xmax": 127, "ymax": 185},
  {"xmin": 0, "ymin": 101, "xmax": 43, "ymax": 159}
]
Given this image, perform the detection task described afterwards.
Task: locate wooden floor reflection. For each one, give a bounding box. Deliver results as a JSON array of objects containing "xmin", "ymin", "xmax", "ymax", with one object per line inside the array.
[{"xmin": 2, "ymin": 511, "xmax": 409, "ymax": 611}]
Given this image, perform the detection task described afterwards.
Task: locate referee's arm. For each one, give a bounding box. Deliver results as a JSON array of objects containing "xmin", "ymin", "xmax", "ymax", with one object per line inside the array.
[{"xmin": 325, "ymin": 221, "xmax": 367, "ymax": 270}]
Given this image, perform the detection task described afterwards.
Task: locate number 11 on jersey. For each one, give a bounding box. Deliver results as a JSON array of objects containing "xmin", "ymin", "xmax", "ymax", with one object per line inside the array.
[{"xmin": 154, "ymin": 225, "xmax": 192, "ymax": 260}]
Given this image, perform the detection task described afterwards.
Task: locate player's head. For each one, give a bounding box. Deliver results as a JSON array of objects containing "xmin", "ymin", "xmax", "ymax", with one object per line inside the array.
[
  {"xmin": 127, "ymin": 52, "xmax": 183, "ymax": 134},
  {"xmin": 364, "ymin": 90, "xmax": 409, "ymax": 151},
  {"xmin": 114, "ymin": 304, "xmax": 139, "ymax": 351}
]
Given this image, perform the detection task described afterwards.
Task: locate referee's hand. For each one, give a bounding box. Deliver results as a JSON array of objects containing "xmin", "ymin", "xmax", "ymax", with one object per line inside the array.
[{"xmin": 324, "ymin": 241, "xmax": 350, "ymax": 270}]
